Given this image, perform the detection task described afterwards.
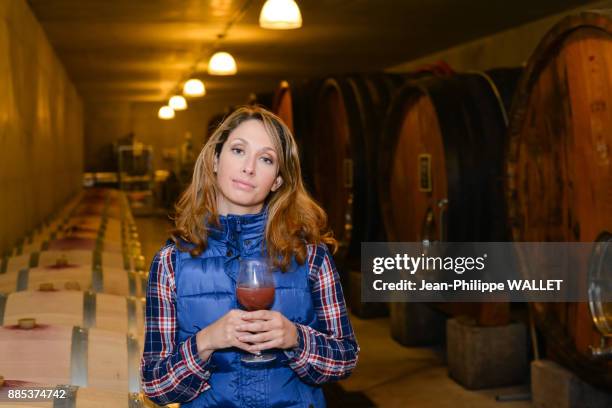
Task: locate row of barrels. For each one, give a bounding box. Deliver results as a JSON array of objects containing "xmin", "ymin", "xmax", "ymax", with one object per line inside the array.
[
  {"xmin": 0, "ymin": 189, "xmax": 161, "ymax": 407},
  {"xmin": 4, "ymin": 192, "xmax": 83, "ymax": 258},
  {"xmin": 272, "ymin": 70, "xmax": 518, "ymax": 308},
  {"xmin": 261, "ymin": 11, "xmax": 612, "ymax": 390}
]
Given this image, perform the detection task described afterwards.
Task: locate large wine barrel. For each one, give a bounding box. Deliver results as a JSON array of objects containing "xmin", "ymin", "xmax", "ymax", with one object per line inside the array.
[
  {"xmin": 0, "ymin": 264, "xmax": 147, "ymax": 297},
  {"xmin": 311, "ymin": 75, "xmax": 404, "ymax": 257},
  {"xmin": 0, "ymin": 291, "xmax": 144, "ymax": 338},
  {"xmin": 0, "ymin": 324, "xmax": 141, "ymax": 393},
  {"xmin": 379, "ymin": 69, "xmax": 521, "ymax": 337},
  {"xmin": 272, "ymin": 79, "xmax": 322, "ymax": 191},
  {"xmin": 310, "ymin": 75, "xmax": 405, "ymax": 317},
  {"xmin": 380, "ymin": 69, "xmax": 520, "ymax": 244},
  {"xmin": 505, "ymin": 10, "xmax": 612, "ymax": 389}
]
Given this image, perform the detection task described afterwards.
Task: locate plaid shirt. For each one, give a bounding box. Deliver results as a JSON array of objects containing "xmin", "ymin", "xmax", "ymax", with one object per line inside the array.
[{"xmin": 140, "ymin": 242, "xmax": 359, "ymax": 405}]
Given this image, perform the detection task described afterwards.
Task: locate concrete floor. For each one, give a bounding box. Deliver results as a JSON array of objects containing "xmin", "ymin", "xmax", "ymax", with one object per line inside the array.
[
  {"xmin": 339, "ymin": 316, "xmax": 532, "ymax": 407},
  {"xmin": 134, "ymin": 215, "xmax": 533, "ymax": 408}
]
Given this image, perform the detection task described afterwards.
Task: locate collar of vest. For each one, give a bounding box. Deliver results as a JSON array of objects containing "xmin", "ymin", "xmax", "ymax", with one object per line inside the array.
[{"xmin": 207, "ymin": 206, "xmax": 268, "ymax": 244}]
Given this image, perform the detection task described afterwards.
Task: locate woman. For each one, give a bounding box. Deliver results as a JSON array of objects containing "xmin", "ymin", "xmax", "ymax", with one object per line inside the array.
[{"xmin": 140, "ymin": 106, "xmax": 359, "ymax": 407}]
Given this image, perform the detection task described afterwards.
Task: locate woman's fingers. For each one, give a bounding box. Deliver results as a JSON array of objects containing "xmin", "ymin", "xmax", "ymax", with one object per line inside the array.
[
  {"xmin": 237, "ymin": 313, "xmax": 284, "ymax": 332},
  {"xmin": 242, "ymin": 310, "xmax": 277, "ymax": 321},
  {"xmin": 238, "ymin": 329, "xmax": 278, "ymax": 344},
  {"xmin": 231, "ymin": 338, "xmax": 254, "ymax": 352},
  {"xmin": 224, "ymin": 310, "xmax": 296, "ymax": 351},
  {"xmin": 249, "ymin": 337, "xmax": 282, "ymax": 352},
  {"xmin": 235, "ymin": 329, "xmax": 251, "ymax": 338},
  {"xmin": 237, "ymin": 319, "xmax": 276, "ymax": 333}
]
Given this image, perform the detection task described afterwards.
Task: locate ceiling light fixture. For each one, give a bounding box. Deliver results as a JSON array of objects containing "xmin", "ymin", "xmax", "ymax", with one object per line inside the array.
[
  {"xmin": 208, "ymin": 51, "xmax": 237, "ymax": 75},
  {"xmin": 259, "ymin": 0, "xmax": 302, "ymax": 30},
  {"xmin": 158, "ymin": 106, "xmax": 175, "ymax": 120},
  {"xmin": 169, "ymin": 95, "xmax": 188, "ymax": 110},
  {"xmin": 183, "ymin": 78, "xmax": 206, "ymax": 97}
]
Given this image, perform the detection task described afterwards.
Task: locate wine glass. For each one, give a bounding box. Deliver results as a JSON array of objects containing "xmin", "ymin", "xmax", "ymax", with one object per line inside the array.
[{"xmin": 236, "ymin": 257, "xmax": 276, "ymax": 364}]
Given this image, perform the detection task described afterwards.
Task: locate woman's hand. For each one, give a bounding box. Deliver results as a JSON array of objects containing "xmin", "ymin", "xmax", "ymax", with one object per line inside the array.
[
  {"xmin": 237, "ymin": 310, "xmax": 299, "ymax": 352},
  {"xmin": 195, "ymin": 309, "xmax": 252, "ymax": 360}
]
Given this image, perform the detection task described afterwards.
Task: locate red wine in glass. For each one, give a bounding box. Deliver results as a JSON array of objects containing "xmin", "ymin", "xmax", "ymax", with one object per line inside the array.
[
  {"xmin": 236, "ymin": 287, "xmax": 275, "ymax": 311},
  {"xmin": 236, "ymin": 258, "xmax": 276, "ymax": 364}
]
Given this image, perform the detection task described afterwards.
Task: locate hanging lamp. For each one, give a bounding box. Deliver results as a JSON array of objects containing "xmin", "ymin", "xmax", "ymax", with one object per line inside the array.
[
  {"xmin": 183, "ymin": 79, "xmax": 206, "ymax": 97},
  {"xmin": 259, "ymin": 0, "xmax": 302, "ymax": 30},
  {"xmin": 208, "ymin": 51, "xmax": 237, "ymax": 75},
  {"xmin": 169, "ymin": 95, "xmax": 188, "ymax": 110},
  {"xmin": 158, "ymin": 106, "xmax": 175, "ymax": 120}
]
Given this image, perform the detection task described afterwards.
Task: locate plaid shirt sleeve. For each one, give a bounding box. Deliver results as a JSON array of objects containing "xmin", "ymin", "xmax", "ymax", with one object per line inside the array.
[
  {"xmin": 285, "ymin": 243, "xmax": 360, "ymax": 384},
  {"xmin": 140, "ymin": 243, "xmax": 213, "ymax": 405}
]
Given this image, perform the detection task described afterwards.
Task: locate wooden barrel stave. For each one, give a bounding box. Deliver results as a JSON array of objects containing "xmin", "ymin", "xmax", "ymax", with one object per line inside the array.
[{"xmin": 273, "ymin": 79, "xmax": 322, "ymax": 192}]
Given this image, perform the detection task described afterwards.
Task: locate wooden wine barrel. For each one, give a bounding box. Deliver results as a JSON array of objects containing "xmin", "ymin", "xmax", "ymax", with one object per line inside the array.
[
  {"xmin": 273, "ymin": 80, "xmax": 318, "ymax": 139},
  {"xmin": 67, "ymin": 220, "xmax": 127, "ymax": 245},
  {"xmin": 2, "ymin": 250, "xmax": 131, "ymax": 275},
  {"xmin": 42, "ymin": 237, "xmax": 124, "ymax": 254},
  {"xmin": 311, "ymin": 75, "xmax": 404, "ymax": 258},
  {"xmin": 0, "ymin": 380, "xmax": 148, "ymax": 407},
  {"xmin": 0, "ymin": 264, "xmax": 147, "ymax": 297},
  {"xmin": 272, "ymin": 79, "xmax": 322, "ymax": 191},
  {"xmin": 378, "ymin": 69, "xmax": 522, "ymax": 335},
  {"xmin": 62, "ymin": 219, "xmax": 126, "ymax": 237},
  {"xmin": 20, "ymin": 194, "xmax": 84, "ymax": 246},
  {"xmin": 505, "ymin": 10, "xmax": 612, "ymax": 389},
  {"xmin": 0, "ymin": 324, "xmax": 141, "ymax": 393},
  {"xmin": 309, "ymin": 75, "xmax": 406, "ymax": 317},
  {"xmin": 67, "ymin": 216, "xmax": 122, "ymax": 231},
  {"xmin": 13, "ymin": 230, "xmax": 60, "ymax": 256},
  {"xmin": 103, "ymin": 251, "xmax": 143, "ymax": 272},
  {"xmin": 1, "ymin": 253, "xmax": 35, "ymax": 274},
  {"xmin": 0, "ymin": 291, "xmax": 144, "ymax": 338},
  {"xmin": 380, "ymin": 69, "xmax": 520, "ymax": 244},
  {"xmin": 73, "ymin": 203, "xmax": 106, "ymax": 215},
  {"xmin": 74, "ymin": 207, "xmax": 123, "ymax": 220},
  {"xmin": 59, "ymin": 224, "xmax": 100, "ymax": 238},
  {"xmin": 45, "ymin": 237, "xmax": 100, "ymax": 252},
  {"xmin": 11, "ymin": 227, "xmax": 125, "ymax": 257}
]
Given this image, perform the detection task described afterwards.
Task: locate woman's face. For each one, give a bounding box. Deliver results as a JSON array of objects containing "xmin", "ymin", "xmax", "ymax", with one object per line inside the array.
[{"xmin": 214, "ymin": 119, "xmax": 283, "ymax": 215}]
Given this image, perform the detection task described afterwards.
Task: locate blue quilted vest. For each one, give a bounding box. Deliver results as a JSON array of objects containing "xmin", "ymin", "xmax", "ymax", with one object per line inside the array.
[{"xmin": 175, "ymin": 209, "xmax": 326, "ymax": 407}]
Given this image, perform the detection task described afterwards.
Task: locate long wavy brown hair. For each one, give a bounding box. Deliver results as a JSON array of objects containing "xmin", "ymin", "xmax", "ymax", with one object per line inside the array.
[{"xmin": 171, "ymin": 105, "xmax": 337, "ymax": 271}]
